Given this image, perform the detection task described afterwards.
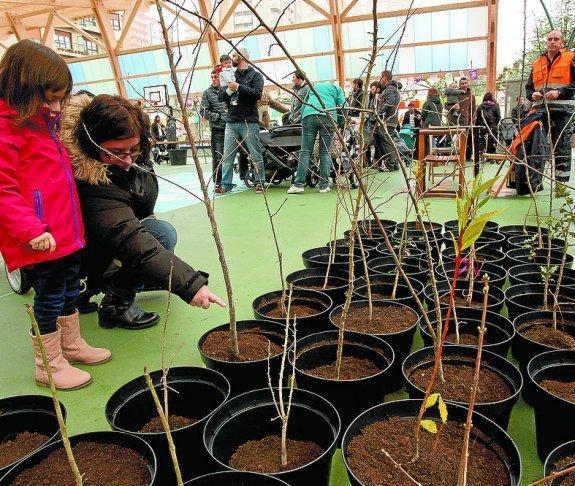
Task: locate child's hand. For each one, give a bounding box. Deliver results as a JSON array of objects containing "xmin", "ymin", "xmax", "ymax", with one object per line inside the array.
[{"xmin": 29, "ymin": 233, "xmax": 56, "ymax": 253}]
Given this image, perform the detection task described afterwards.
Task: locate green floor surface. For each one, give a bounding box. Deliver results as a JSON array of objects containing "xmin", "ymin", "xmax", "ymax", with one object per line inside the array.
[{"xmin": 0, "ymin": 164, "xmax": 552, "ymax": 484}]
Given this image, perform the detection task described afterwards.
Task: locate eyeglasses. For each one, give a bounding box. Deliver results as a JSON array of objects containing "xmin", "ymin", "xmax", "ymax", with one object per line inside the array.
[{"xmin": 103, "ymin": 147, "xmax": 142, "ymax": 161}]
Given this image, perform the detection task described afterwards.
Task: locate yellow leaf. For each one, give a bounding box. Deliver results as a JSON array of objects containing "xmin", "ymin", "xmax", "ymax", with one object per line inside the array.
[
  {"xmin": 425, "ymin": 393, "xmax": 439, "ymax": 409},
  {"xmin": 438, "ymin": 396, "xmax": 448, "ymax": 423},
  {"xmin": 420, "ymin": 419, "xmax": 437, "ymax": 434}
]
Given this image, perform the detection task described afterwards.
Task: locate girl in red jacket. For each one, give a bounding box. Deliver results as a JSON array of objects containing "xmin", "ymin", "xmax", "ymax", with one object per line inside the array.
[{"xmin": 0, "ymin": 40, "xmax": 111, "ymax": 390}]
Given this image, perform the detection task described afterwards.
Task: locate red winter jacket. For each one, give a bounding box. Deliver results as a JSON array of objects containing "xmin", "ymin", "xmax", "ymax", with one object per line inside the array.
[{"xmin": 0, "ymin": 99, "xmax": 85, "ymax": 272}]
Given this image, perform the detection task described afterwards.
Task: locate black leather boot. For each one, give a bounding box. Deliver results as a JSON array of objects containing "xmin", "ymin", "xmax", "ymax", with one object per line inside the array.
[
  {"xmin": 77, "ymin": 292, "xmax": 99, "ymax": 314},
  {"xmin": 98, "ymin": 294, "xmax": 160, "ymax": 330}
]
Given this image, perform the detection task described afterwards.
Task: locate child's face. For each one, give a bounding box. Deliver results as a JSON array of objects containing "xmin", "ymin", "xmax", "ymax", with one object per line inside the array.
[
  {"xmin": 449, "ymin": 83, "xmax": 457, "ymax": 89},
  {"xmin": 42, "ymin": 88, "xmax": 68, "ymax": 116},
  {"xmin": 222, "ymin": 59, "xmax": 232, "ymax": 69}
]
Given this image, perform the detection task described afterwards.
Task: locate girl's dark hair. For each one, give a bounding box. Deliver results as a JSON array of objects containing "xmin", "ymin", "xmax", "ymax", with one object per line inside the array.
[
  {"xmin": 483, "ymin": 92, "xmax": 494, "ymax": 102},
  {"xmin": 0, "ymin": 40, "xmax": 72, "ymax": 123},
  {"xmin": 76, "ymin": 94, "xmax": 151, "ymax": 165}
]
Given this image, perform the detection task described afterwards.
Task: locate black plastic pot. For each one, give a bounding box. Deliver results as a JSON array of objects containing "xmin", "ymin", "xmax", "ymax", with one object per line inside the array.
[
  {"xmin": 357, "ymin": 218, "xmax": 397, "ymax": 234},
  {"xmin": 500, "ymin": 225, "xmax": 549, "ymax": 237},
  {"xmin": 326, "ymin": 238, "xmax": 378, "ymax": 261},
  {"xmin": 505, "ymin": 283, "xmax": 575, "ymax": 321},
  {"xmin": 398, "ymin": 221, "xmax": 443, "ymax": 233},
  {"xmin": 186, "ymin": 471, "xmax": 289, "ymax": 485},
  {"xmin": 106, "ymin": 367, "xmax": 230, "ymax": 482},
  {"xmin": 418, "ymin": 307, "xmax": 515, "ymax": 357},
  {"xmin": 374, "ymin": 242, "xmax": 425, "ymax": 260},
  {"xmin": 286, "ymin": 268, "xmax": 348, "ymax": 306},
  {"xmin": 507, "ymin": 234, "xmax": 566, "ymax": 252},
  {"xmin": 508, "ymin": 264, "xmax": 575, "ymax": 288},
  {"xmin": 198, "ymin": 320, "xmax": 285, "ymax": 396},
  {"xmin": 403, "ymin": 345, "xmax": 522, "ymax": 429},
  {"xmin": 434, "ymin": 260, "xmax": 507, "ymax": 290},
  {"xmin": 329, "ymin": 300, "xmax": 419, "ymax": 392},
  {"xmin": 528, "ymin": 350, "xmax": 575, "ymax": 460},
  {"xmin": 289, "ymin": 331, "xmax": 394, "ymax": 442},
  {"xmin": 544, "ymin": 440, "xmax": 575, "ymax": 486},
  {"xmin": 203, "ymin": 388, "xmax": 340, "ymax": 486},
  {"xmin": 343, "ymin": 228, "xmax": 389, "ymax": 246},
  {"xmin": 513, "ymin": 311, "xmax": 575, "ymax": 404},
  {"xmin": 475, "ymin": 230, "xmax": 507, "ymax": 252},
  {"xmin": 444, "ymin": 219, "xmax": 500, "ymax": 235},
  {"xmin": 368, "ymin": 255, "xmax": 429, "ymax": 286},
  {"xmin": 0, "ymin": 431, "xmax": 157, "ymax": 485},
  {"xmin": 441, "ymin": 246, "xmax": 507, "ymax": 268},
  {"xmin": 252, "ymin": 289, "xmax": 333, "ymax": 338},
  {"xmin": 507, "ymin": 247, "xmax": 574, "ymax": 269},
  {"xmin": 391, "ymin": 229, "xmax": 443, "ymax": 261},
  {"xmin": 0, "ymin": 395, "xmax": 66, "ymax": 478},
  {"xmin": 341, "ymin": 399, "xmax": 521, "ymax": 486},
  {"xmin": 302, "ymin": 246, "xmax": 366, "ymax": 276},
  {"xmin": 424, "ymin": 279, "xmax": 505, "ymax": 313},
  {"xmin": 353, "ymin": 275, "xmax": 424, "ymax": 311}
]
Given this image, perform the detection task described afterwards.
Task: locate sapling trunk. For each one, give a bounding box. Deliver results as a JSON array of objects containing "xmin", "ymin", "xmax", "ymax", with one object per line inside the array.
[
  {"xmin": 25, "ymin": 305, "xmax": 83, "ymax": 486},
  {"xmin": 542, "ymin": 237, "xmax": 554, "ymax": 312},
  {"xmin": 324, "ymin": 193, "xmax": 341, "ymax": 289},
  {"xmin": 457, "ymin": 275, "xmax": 490, "ymax": 486},
  {"xmin": 392, "ymin": 199, "xmax": 413, "ymax": 300},
  {"xmin": 527, "ymin": 463, "xmax": 575, "ymax": 486},
  {"xmin": 155, "ymin": 2, "xmax": 239, "ymax": 358},
  {"xmin": 552, "ymin": 233, "xmax": 570, "ymax": 330},
  {"xmin": 161, "ymin": 263, "xmax": 174, "ymax": 419},
  {"xmin": 465, "ymin": 246, "xmax": 475, "ymax": 308},
  {"xmin": 356, "ymin": 230, "xmax": 373, "ymax": 321},
  {"xmin": 381, "ymin": 447, "xmax": 422, "ymax": 486},
  {"xmin": 144, "ymin": 368, "xmax": 183, "ymax": 485}
]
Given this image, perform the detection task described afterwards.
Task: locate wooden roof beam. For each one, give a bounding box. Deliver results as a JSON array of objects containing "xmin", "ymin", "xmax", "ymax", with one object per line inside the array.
[
  {"xmin": 217, "ymin": 0, "xmax": 240, "ymax": 32},
  {"xmin": 198, "ymin": 0, "xmax": 219, "ymax": 66},
  {"xmin": 157, "ymin": 0, "xmax": 201, "ymax": 32},
  {"xmin": 41, "ymin": 12, "xmax": 55, "ymax": 46},
  {"xmin": 115, "ymin": 0, "xmax": 145, "ymax": 53},
  {"xmin": 303, "ymin": 0, "xmax": 330, "ymax": 18},
  {"xmin": 341, "ymin": 0, "xmax": 359, "ymax": 18},
  {"xmin": 92, "ymin": 0, "xmax": 127, "ymax": 97},
  {"xmin": 329, "ymin": 0, "xmax": 345, "ymax": 87},
  {"xmin": 5, "ymin": 12, "xmax": 27, "ymax": 40}
]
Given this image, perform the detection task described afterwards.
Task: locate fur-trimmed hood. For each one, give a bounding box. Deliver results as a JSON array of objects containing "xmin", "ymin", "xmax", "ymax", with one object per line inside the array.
[{"xmin": 60, "ymin": 94, "xmax": 110, "ymax": 185}]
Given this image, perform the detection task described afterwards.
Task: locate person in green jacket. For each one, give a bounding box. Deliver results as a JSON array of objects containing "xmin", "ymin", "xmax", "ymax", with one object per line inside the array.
[
  {"xmin": 421, "ymin": 88, "xmax": 443, "ymax": 128},
  {"xmin": 287, "ymin": 82, "xmax": 345, "ymax": 194}
]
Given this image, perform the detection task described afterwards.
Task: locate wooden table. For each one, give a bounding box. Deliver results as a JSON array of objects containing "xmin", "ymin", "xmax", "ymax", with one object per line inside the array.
[{"xmin": 416, "ymin": 127, "xmax": 469, "ymax": 198}]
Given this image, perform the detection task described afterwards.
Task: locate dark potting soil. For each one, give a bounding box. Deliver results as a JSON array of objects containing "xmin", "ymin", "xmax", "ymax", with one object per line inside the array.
[
  {"xmin": 0, "ymin": 431, "xmax": 49, "ymax": 468},
  {"xmin": 307, "ymin": 355, "xmax": 381, "ymax": 380},
  {"xmin": 445, "ymin": 332, "xmax": 483, "ymax": 346},
  {"xmin": 201, "ymin": 330, "xmax": 283, "ymax": 362},
  {"xmin": 333, "ymin": 305, "xmax": 417, "ymax": 334},
  {"xmin": 539, "ymin": 379, "xmax": 575, "ymax": 403},
  {"xmin": 518, "ymin": 320, "xmax": 575, "ymax": 350},
  {"xmin": 140, "ymin": 414, "xmax": 196, "ymax": 433},
  {"xmin": 409, "ymin": 362, "xmax": 512, "ymax": 403},
  {"xmin": 294, "ymin": 281, "xmax": 344, "ymax": 291},
  {"xmin": 551, "ymin": 453, "xmax": 575, "ymax": 485},
  {"xmin": 346, "ymin": 417, "xmax": 510, "ymax": 486},
  {"xmin": 440, "ymin": 294, "xmax": 484, "ymax": 308},
  {"xmin": 229, "ymin": 435, "xmax": 324, "ymax": 473},
  {"xmin": 11, "ymin": 441, "xmax": 151, "ymax": 486},
  {"xmin": 264, "ymin": 300, "xmax": 325, "ymax": 319}
]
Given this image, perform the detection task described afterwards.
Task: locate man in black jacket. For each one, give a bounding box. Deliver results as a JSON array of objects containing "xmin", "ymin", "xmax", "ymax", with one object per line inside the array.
[
  {"xmin": 200, "ymin": 69, "xmax": 228, "ymax": 189},
  {"xmin": 215, "ymin": 47, "xmax": 265, "ymax": 194},
  {"xmin": 375, "ymin": 70, "xmax": 402, "ymax": 171}
]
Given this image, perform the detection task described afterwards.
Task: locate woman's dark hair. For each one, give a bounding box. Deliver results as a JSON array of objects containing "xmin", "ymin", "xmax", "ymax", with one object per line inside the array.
[
  {"xmin": 369, "ymin": 81, "xmax": 381, "ymax": 90},
  {"xmin": 428, "ymin": 88, "xmax": 439, "ymax": 97},
  {"xmin": 76, "ymin": 94, "xmax": 151, "ymax": 165},
  {"xmin": 483, "ymin": 92, "xmax": 494, "ymax": 102},
  {"xmin": 154, "ymin": 115, "xmax": 161, "ymax": 123},
  {"xmin": 0, "ymin": 40, "xmax": 72, "ymax": 123}
]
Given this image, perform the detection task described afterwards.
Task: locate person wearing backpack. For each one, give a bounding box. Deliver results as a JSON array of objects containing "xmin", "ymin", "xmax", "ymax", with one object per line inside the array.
[{"xmin": 476, "ymin": 92, "xmax": 501, "ymax": 154}]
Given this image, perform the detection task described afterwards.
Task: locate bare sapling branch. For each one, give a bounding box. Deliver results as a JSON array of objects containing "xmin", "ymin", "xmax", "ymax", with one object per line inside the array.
[
  {"xmin": 457, "ymin": 275, "xmax": 490, "ymax": 486},
  {"xmin": 155, "ymin": 1, "xmax": 239, "ymax": 358},
  {"xmin": 381, "ymin": 447, "xmax": 422, "ymax": 486},
  {"xmin": 161, "ymin": 262, "xmax": 174, "ymax": 418},
  {"xmin": 144, "ymin": 367, "xmax": 183, "ymax": 485},
  {"xmin": 528, "ymin": 463, "xmax": 575, "ymax": 486},
  {"xmin": 26, "ymin": 305, "xmax": 83, "ymax": 486}
]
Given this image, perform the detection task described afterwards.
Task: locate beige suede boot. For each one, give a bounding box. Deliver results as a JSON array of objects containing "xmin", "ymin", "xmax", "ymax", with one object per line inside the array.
[
  {"xmin": 59, "ymin": 312, "xmax": 112, "ymax": 365},
  {"xmin": 30, "ymin": 328, "xmax": 92, "ymax": 390}
]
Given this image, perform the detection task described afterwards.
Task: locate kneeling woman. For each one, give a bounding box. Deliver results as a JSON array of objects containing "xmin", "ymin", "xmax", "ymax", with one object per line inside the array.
[{"xmin": 61, "ymin": 94, "xmax": 224, "ymax": 329}]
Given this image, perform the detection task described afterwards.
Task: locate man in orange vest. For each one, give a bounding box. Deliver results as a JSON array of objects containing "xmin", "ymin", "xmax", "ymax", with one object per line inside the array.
[{"xmin": 526, "ymin": 30, "xmax": 575, "ymax": 186}]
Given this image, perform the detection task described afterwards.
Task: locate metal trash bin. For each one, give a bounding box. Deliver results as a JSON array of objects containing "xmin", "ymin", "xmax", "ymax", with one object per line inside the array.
[{"xmin": 169, "ymin": 148, "xmax": 187, "ymax": 165}]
